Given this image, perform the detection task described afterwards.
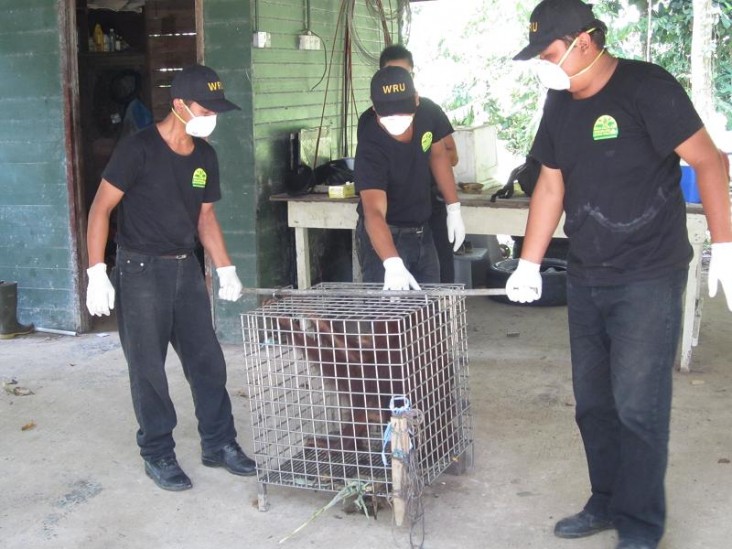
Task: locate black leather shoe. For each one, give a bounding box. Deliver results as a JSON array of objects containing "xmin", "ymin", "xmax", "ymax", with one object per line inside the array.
[
  {"xmin": 144, "ymin": 456, "xmax": 192, "ymax": 491},
  {"xmin": 202, "ymin": 442, "xmax": 256, "ymax": 476},
  {"xmin": 617, "ymin": 539, "xmax": 656, "ymax": 549},
  {"xmin": 554, "ymin": 510, "xmax": 614, "ymax": 539}
]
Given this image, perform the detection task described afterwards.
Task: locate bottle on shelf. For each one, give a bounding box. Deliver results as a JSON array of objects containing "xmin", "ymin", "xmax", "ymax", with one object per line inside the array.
[{"xmin": 93, "ymin": 23, "xmax": 104, "ymax": 52}]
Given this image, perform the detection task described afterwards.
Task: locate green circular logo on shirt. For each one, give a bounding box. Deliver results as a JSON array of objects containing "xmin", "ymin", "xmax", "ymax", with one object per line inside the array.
[
  {"xmin": 192, "ymin": 168, "xmax": 207, "ymax": 188},
  {"xmin": 421, "ymin": 131, "xmax": 433, "ymax": 152},
  {"xmin": 593, "ymin": 115, "xmax": 619, "ymax": 141}
]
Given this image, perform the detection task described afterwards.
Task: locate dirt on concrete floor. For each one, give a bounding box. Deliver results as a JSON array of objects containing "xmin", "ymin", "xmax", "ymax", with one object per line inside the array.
[{"xmin": 1, "ymin": 286, "xmax": 730, "ymax": 549}]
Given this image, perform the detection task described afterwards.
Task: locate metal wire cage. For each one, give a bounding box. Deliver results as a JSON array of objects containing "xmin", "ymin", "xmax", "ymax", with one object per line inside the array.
[{"xmin": 241, "ymin": 283, "xmax": 472, "ymax": 510}]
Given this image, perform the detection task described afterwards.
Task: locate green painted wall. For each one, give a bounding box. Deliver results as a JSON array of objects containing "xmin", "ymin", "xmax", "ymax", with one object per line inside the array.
[
  {"xmin": 0, "ymin": 1, "xmax": 80, "ymax": 331},
  {"xmin": 201, "ymin": 0, "xmax": 256, "ymax": 342}
]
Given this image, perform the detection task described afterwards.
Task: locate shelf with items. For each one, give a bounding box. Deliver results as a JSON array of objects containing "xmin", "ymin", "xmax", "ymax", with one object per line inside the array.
[{"xmin": 78, "ymin": 6, "xmax": 146, "ymax": 55}]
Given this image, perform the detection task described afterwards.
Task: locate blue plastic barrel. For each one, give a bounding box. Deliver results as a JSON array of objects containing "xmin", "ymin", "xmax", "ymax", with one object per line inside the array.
[{"xmin": 680, "ymin": 165, "xmax": 701, "ymax": 203}]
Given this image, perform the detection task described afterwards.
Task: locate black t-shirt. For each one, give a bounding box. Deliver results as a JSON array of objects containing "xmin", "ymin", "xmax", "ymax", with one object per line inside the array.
[
  {"xmin": 354, "ymin": 97, "xmax": 453, "ymax": 227},
  {"xmin": 531, "ymin": 59, "xmax": 703, "ymax": 285},
  {"xmin": 102, "ymin": 125, "xmax": 221, "ymax": 255},
  {"xmin": 420, "ymin": 97, "xmax": 456, "ymax": 200},
  {"xmin": 419, "ymin": 97, "xmax": 454, "ymax": 143}
]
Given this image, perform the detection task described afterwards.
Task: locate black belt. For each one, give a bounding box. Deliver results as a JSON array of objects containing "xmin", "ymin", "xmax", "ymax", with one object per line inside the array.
[
  {"xmin": 389, "ymin": 224, "xmax": 425, "ymax": 234},
  {"xmin": 120, "ymin": 247, "xmax": 192, "ymax": 260}
]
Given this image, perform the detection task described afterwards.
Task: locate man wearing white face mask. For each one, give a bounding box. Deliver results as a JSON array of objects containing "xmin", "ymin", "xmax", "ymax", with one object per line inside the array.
[
  {"xmin": 354, "ymin": 65, "xmax": 465, "ymax": 291},
  {"xmin": 379, "ymin": 45, "xmax": 462, "ymax": 284},
  {"xmin": 508, "ymin": 1, "xmax": 732, "ymax": 548},
  {"xmin": 86, "ymin": 64, "xmax": 256, "ymax": 492}
]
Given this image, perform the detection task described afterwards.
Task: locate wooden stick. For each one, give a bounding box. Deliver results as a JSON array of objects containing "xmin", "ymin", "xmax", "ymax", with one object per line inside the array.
[{"xmin": 390, "ymin": 415, "xmax": 410, "ymax": 527}]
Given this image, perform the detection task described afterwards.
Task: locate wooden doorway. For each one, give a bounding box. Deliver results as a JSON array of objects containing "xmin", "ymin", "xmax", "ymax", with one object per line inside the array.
[{"xmin": 61, "ymin": 0, "xmax": 199, "ymax": 330}]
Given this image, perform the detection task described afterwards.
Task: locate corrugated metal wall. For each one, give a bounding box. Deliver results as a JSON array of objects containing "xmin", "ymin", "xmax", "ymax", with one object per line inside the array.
[{"xmin": 0, "ymin": 1, "xmax": 80, "ymax": 331}]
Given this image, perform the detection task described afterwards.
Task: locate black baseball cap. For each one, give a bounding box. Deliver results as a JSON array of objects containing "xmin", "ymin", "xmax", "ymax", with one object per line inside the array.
[
  {"xmin": 514, "ymin": 0, "xmax": 597, "ymax": 60},
  {"xmin": 370, "ymin": 66, "xmax": 417, "ymax": 116},
  {"xmin": 170, "ymin": 64, "xmax": 241, "ymax": 112}
]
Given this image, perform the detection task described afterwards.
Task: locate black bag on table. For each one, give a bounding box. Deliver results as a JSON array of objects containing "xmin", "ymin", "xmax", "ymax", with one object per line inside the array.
[{"xmin": 490, "ymin": 155, "xmax": 541, "ymax": 202}]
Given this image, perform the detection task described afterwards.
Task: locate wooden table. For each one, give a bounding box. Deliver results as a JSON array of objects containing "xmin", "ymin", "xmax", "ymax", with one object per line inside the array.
[{"xmin": 271, "ymin": 193, "xmax": 708, "ymax": 372}]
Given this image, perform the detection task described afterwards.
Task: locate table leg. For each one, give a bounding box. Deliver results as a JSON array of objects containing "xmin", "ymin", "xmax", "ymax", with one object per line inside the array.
[
  {"xmin": 351, "ymin": 231, "xmax": 361, "ymax": 282},
  {"xmin": 678, "ymin": 243, "xmax": 703, "ymax": 373},
  {"xmin": 294, "ymin": 227, "xmax": 311, "ymax": 289}
]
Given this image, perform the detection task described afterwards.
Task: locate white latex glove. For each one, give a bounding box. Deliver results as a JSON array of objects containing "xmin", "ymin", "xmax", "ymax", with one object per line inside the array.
[
  {"xmin": 708, "ymin": 242, "xmax": 732, "ymax": 311},
  {"xmin": 446, "ymin": 202, "xmax": 466, "ymax": 252},
  {"xmin": 216, "ymin": 265, "xmax": 243, "ymax": 301},
  {"xmin": 383, "ymin": 257, "xmax": 421, "ymax": 291},
  {"xmin": 86, "ymin": 263, "xmax": 115, "ymax": 316},
  {"xmin": 505, "ymin": 259, "xmax": 542, "ymax": 303}
]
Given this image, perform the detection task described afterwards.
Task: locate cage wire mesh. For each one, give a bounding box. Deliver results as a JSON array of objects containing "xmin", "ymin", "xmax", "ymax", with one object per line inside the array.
[{"xmin": 241, "ymin": 283, "xmax": 472, "ymax": 509}]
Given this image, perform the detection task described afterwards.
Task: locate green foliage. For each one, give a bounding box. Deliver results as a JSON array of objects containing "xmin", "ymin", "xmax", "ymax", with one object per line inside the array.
[
  {"xmin": 607, "ymin": 0, "xmax": 732, "ymax": 127},
  {"xmin": 409, "ymin": 0, "xmax": 732, "ymax": 158},
  {"xmin": 483, "ymin": 76, "xmax": 543, "ymax": 156}
]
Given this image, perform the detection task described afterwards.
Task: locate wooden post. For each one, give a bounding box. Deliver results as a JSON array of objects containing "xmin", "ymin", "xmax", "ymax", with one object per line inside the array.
[{"xmin": 390, "ymin": 414, "xmax": 410, "ymax": 526}]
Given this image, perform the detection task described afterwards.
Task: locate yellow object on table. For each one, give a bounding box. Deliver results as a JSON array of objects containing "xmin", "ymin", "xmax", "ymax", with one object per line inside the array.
[{"xmin": 328, "ymin": 182, "xmax": 355, "ymax": 199}]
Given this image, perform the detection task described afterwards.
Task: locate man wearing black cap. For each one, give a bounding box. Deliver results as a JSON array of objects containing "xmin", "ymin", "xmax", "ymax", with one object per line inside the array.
[
  {"xmin": 354, "ymin": 65, "xmax": 465, "ymax": 290},
  {"xmin": 379, "ymin": 45, "xmax": 461, "ymax": 284},
  {"xmin": 86, "ymin": 64, "xmax": 256, "ymax": 491},
  {"xmin": 507, "ymin": 1, "xmax": 732, "ymax": 548}
]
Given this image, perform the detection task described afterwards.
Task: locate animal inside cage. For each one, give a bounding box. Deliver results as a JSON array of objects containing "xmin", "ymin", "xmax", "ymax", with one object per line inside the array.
[{"xmin": 241, "ymin": 283, "xmax": 473, "ymax": 513}]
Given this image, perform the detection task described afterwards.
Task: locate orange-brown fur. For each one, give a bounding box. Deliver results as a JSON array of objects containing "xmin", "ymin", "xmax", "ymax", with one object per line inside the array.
[{"xmin": 276, "ymin": 310, "xmax": 455, "ymax": 459}]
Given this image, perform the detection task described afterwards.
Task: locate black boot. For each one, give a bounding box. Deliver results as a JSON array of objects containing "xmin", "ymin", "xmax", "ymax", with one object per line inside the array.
[{"xmin": 0, "ymin": 281, "xmax": 34, "ymax": 339}]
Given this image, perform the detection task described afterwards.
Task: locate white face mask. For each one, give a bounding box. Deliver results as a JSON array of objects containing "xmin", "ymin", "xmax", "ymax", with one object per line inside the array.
[
  {"xmin": 182, "ymin": 103, "xmax": 217, "ymax": 137},
  {"xmin": 379, "ymin": 114, "xmax": 414, "ymax": 136},
  {"xmin": 532, "ymin": 35, "xmax": 605, "ymax": 90},
  {"xmin": 533, "ymin": 59, "xmax": 572, "ymax": 90}
]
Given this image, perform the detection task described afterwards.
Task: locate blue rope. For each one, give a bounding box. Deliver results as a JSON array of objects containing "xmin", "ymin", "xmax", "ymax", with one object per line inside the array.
[{"xmin": 381, "ymin": 395, "xmax": 412, "ymax": 466}]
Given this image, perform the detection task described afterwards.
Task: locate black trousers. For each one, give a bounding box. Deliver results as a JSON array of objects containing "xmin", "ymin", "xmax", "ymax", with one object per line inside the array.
[
  {"xmin": 114, "ymin": 248, "xmax": 237, "ymax": 461},
  {"xmin": 356, "ymin": 217, "xmax": 440, "ymax": 284},
  {"xmin": 567, "ymin": 269, "xmax": 686, "ymax": 544},
  {"xmin": 428, "ymin": 197, "xmax": 455, "ymax": 283}
]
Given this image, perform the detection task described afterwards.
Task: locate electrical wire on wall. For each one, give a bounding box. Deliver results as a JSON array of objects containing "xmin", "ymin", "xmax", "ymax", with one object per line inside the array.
[
  {"xmin": 305, "ymin": 0, "xmax": 312, "ymax": 31},
  {"xmin": 304, "ymin": 0, "xmax": 329, "ymax": 91},
  {"xmin": 347, "ymin": 0, "xmax": 411, "ymax": 64},
  {"xmin": 341, "ymin": 0, "xmax": 411, "ymax": 157},
  {"xmin": 310, "ymin": 0, "xmax": 412, "ymax": 159},
  {"xmin": 310, "ymin": 0, "xmax": 351, "ymax": 166},
  {"xmin": 342, "ymin": 7, "xmax": 353, "ymax": 156},
  {"xmin": 252, "ymin": 0, "xmax": 260, "ymax": 33}
]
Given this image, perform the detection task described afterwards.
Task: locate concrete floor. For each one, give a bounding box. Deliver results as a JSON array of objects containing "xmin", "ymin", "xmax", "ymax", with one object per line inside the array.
[{"xmin": 1, "ymin": 283, "xmax": 731, "ymax": 549}]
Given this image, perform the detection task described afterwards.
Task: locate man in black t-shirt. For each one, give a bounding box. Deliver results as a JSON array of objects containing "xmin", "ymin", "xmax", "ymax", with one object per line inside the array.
[
  {"xmin": 85, "ymin": 65, "xmax": 256, "ymax": 492},
  {"xmin": 354, "ymin": 66, "xmax": 465, "ymax": 290},
  {"xmin": 508, "ymin": 1, "xmax": 732, "ymax": 548},
  {"xmin": 379, "ymin": 45, "xmax": 460, "ymax": 283}
]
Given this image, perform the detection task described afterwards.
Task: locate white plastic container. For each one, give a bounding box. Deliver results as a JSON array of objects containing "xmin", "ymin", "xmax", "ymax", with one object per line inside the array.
[{"xmin": 452, "ymin": 124, "xmax": 498, "ymax": 184}]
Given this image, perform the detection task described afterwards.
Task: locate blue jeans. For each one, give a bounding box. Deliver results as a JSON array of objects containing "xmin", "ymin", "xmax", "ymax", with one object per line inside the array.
[
  {"xmin": 567, "ymin": 269, "xmax": 687, "ymax": 544},
  {"xmin": 356, "ymin": 216, "xmax": 440, "ymax": 284},
  {"xmin": 114, "ymin": 248, "xmax": 237, "ymax": 461}
]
